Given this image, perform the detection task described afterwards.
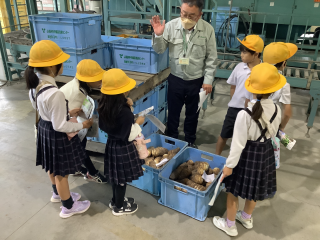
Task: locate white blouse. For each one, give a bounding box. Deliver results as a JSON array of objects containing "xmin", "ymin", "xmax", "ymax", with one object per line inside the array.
[
  {"xmin": 28, "ymin": 74, "xmax": 83, "ymax": 133},
  {"xmin": 226, "ymin": 99, "xmax": 282, "ymax": 168}
]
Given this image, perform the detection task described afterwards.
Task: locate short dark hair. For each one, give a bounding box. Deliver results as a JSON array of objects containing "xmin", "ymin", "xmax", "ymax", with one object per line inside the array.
[
  {"xmin": 182, "ymin": 0, "xmax": 204, "ymax": 11},
  {"xmin": 274, "ymin": 61, "xmax": 285, "ymax": 69},
  {"xmin": 240, "ymin": 44, "xmax": 261, "ymax": 58}
]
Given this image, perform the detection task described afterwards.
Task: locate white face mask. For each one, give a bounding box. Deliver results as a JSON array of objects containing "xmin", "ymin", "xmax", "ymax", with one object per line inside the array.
[{"xmin": 181, "ymin": 17, "xmax": 197, "ymax": 30}]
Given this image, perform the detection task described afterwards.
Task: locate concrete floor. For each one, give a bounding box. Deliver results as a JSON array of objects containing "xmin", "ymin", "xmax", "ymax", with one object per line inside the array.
[{"xmin": 1, "ymin": 79, "xmax": 320, "ymax": 240}]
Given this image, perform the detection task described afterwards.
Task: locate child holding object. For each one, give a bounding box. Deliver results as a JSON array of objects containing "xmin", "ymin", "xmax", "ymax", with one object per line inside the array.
[
  {"xmin": 215, "ymin": 35, "xmax": 264, "ymax": 155},
  {"xmin": 60, "ymin": 59, "xmax": 108, "ymax": 183},
  {"xmin": 26, "ymin": 40, "xmax": 93, "ymax": 218},
  {"xmin": 213, "ymin": 63, "xmax": 285, "ymax": 237},
  {"xmin": 98, "ymin": 69, "xmax": 145, "ymax": 216}
]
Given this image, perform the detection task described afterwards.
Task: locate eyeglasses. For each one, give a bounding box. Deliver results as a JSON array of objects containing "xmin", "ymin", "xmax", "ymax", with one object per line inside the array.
[{"xmin": 180, "ymin": 10, "xmax": 199, "ymax": 21}]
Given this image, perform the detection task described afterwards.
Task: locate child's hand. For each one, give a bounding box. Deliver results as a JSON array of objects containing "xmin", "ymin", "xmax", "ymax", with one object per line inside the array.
[
  {"xmin": 69, "ymin": 108, "xmax": 82, "ymax": 117},
  {"xmin": 127, "ymin": 98, "xmax": 133, "ymax": 107},
  {"xmin": 136, "ymin": 116, "xmax": 145, "ymax": 125},
  {"xmin": 82, "ymin": 118, "xmax": 93, "ymax": 129},
  {"xmin": 220, "ymin": 166, "xmax": 233, "ymax": 182}
]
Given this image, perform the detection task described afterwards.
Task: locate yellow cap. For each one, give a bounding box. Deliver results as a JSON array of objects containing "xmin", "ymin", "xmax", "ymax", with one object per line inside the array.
[
  {"xmin": 101, "ymin": 69, "xmax": 136, "ymax": 95},
  {"xmin": 263, "ymin": 42, "xmax": 298, "ymax": 64},
  {"xmin": 28, "ymin": 40, "xmax": 70, "ymax": 67},
  {"xmin": 237, "ymin": 35, "xmax": 264, "ymax": 53},
  {"xmin": 245, "ymin": 63, "xmax": 286, "ymax": 94},
  {"xmin": 76, "ymin": 59, "xmax": 105, "ymax": 82}
]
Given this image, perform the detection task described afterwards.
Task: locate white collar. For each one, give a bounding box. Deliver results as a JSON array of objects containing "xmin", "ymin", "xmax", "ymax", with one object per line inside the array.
[{"xmin": 37, "ymin": 73, "xmax": 58, "ymax": 87}]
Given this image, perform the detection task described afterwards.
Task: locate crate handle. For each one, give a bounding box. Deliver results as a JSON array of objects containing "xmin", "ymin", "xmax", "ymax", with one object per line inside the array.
[
  {"xmin": 91, "ymin": 48, "xmax": 97, "ymax": 55},
  {"xmin": 159, "ymin": 107, "xmax": 164, "ymax": 113},
  {"xmin": 160, "ymin": 85, "xmax": 165, "ymax": 90},
  {"xmin": 174, "ymin": 185, "xmax": 188, "ymax": 194},
  {"xmin": 143, "ymin": 122, "xmax": 148, "ymax": 127},
  {"xmin": 143, "ymin": 97, "xmax": 148, "ymax": 102},
  {"xmin": 201, "ymin": 153, "xmax": 213, "ymax": 161},
  {"xmin": 88, "ymin": 20, "xmax": 96, "ymax": 25},
  {"xmin": 165, "ymin": 138, "xmax": 176, "ymax": 145}
]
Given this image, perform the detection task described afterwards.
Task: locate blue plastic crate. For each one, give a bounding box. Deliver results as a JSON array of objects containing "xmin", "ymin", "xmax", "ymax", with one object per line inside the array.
[
  {"xmin": 101, "ymin": 35, "xmax": 122, "ymax": 68},
  {"xmin": 132, "ymin": 90, "xmax": 155, "ymax": 115},
  {"xmin": 29, "ymin": 13, "xmax": 102, "ymax": 49},
  {"xmin": 150, "ymin": 81, "xmax": 168, "ymax": 110},
  {"xmin": 61, "ymin": 43, "xmax": 104, "ymax": 76},
  {"xmin": 129, "ymin": 134, "xmax": 188, "ymax": 196},
  {"xmin": 109, "ymin": 38, "xmax": 169, "ymax": 74},
  {"xmin": 158, "ymin": 147, "xmax": 226, "ymax": 221},
  {"xmin": 141, "ymin": 118, "xmax": 153, "ymax": 138}
]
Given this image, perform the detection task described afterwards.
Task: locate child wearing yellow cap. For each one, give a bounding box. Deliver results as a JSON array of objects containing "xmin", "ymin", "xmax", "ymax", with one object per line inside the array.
[
  {"xmin": 98, "ymin": 69, "xmax": 146, "ymax": 216},
  {"xmin": 245, "ymin": 42, "xmax": 298, "ymax": 131},
  {"xmin": 25, "ymin": 40, "xmax": 93, "ymax": 218},
  {"xmin": 216, "ymin": 35, "xmax": 264, "ymax": 156},
  {"xmin": 213, "ymin": 63, "xmax": 285, "ymax": 236},
  {"xmin": 60, "ymin": 59, "xmax": 108, "ymax": 183}
]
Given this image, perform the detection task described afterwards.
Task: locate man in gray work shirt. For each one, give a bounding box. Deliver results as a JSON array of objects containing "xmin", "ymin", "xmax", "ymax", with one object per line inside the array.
[{"xmin": 151, "ymin": 0, "xmax": 217, "ymax": 148}]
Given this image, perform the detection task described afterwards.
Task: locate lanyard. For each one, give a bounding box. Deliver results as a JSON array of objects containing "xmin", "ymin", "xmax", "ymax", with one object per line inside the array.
[{"xmin": 182, "ymin": 29, "xmax": 195, "ymax": 57}]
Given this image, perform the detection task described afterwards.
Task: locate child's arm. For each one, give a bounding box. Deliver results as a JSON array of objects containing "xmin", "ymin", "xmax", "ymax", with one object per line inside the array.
[
  {"xmin": 128, "ymin": 116, "xmax": 145, "ymax": 141},
  {"xmin": 230, "ymin": 85, "xmax": 236, "ymax": 99},
  {"xmin": 280, "ymin": 104, "xmax": 292, "ymax": 131},
  {"xmin": 225, "ymin": 110, "xmax": 249, "ymax": 169}
]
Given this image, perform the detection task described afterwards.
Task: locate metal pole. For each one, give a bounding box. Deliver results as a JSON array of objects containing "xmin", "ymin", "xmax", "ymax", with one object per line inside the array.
[
  {"xmin": 224, "ymin": 0, "xmax": 233, "ymax": 54},
  {"xmin": 5, "ymin": 0, "xmax": 16, "ymax": 32},
  {"xmin": 54, "ymin": 0, "xmax": 59, "ymax": 12},
  {"xmin": 12, "ymin": 0, "xmax": 21, "ymax": 30},
  {"xmin": 59, "ymin": 0, "xmax": 68, "ymax": 12},
  {"xmin": 0, "ymin": 22, "xmax": 11, "ymax": 81}
]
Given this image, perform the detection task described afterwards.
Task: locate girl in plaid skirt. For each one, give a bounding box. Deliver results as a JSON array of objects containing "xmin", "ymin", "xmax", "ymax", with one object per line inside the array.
[
  {"xmin": 98, "ymin": 69, "xmax": 145, "ymax": 216},
  {"xmin": 213, "ymin": 63, "xmax": 286, "ymax": 236},
  {"xmin": 26, "ymin": 40, "xmax": 93, "ymax": 218}
]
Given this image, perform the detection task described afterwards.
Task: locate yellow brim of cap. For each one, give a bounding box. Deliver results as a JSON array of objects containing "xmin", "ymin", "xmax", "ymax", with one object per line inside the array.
[
  {"xmin": 237, "ymin": 37, "xmax": 256, "ymax": 52},
  {"xmin": 101, "ymin": 77, "xmax": 136, "ymax": 95},
  {"xmin": 76, "ymin": 70, "xmax": 106, "ymax": 83},
  {"xmin": 29, "ymin": 52, "xmax": 70, "ymax": 67},
  {"xmin": 245, "ymin": 74, "xmax": 287, "ymax": 94},
  {"xmin": 285, "ymin": 43, "xmax": 298, "ymax": 59}
]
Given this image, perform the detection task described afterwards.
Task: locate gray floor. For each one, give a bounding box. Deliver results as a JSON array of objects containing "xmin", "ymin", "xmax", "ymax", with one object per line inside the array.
[{"xmin": 1, "ymin": 79, "xmax": 319, "ymax": 240}]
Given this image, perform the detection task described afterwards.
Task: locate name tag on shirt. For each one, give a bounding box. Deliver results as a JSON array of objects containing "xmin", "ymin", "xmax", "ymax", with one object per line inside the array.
[{"xmin": 179, "ymin": 58, "xmax": 189, "ymax": 65}]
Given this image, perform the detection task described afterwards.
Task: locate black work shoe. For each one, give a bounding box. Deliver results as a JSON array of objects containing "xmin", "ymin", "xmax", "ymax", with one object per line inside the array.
[
  {"xmin": 85, "ymin": 172, "xmax": 108, "ymax": 184},
  {"xmin": 109, "ymin": 197, "xmax": 135, "ymax": 209},
  {"xmin": 112, "ymin": 202, "xmax": 138, "ymax": 216},
  {"xmin": 188, "ymin": 143, "xmax": 198, "ymax": 149}
]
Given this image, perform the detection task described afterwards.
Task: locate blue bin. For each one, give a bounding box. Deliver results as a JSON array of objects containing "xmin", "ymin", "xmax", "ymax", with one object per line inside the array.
[
  {"xmin": 141, "ymin": 118, "xmax": 154, "ymax": 138},
  {"xmin": 151, "ymin": 103, "xmax": 167, "ymax": 133},
  {"xmin": 129, "ymin": 134, "xmax": 188, "ymax": 196},
  {"xmin": 101, "ymin": 35, "xmax": 122, "ymax": 68},
  {"xmin": 158, "ymin": 147, "xmax": 226, "ymax": 221},
  {"xmin": 132, "ymin": 90, "xmax": 155, "ymax": 115},
  {"xmin": 62, "ymin": 43, "xmax": 104, "ymax": 76},
  {"xmin": 109, "ymin": 38, "xmax": 169, "ymax": 74},
  {"xmin": 29, "ymin": 13, "xmax": 102, "ymax": 49},
  {"xmin": 150, "ymin": 81, "xmax": 168, "ymax": 110}
]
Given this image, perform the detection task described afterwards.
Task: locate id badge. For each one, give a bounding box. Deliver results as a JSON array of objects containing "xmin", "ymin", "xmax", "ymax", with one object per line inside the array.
[{"xmin": 179, "ymin": 58, "xmax": 189, "ymax": 65}]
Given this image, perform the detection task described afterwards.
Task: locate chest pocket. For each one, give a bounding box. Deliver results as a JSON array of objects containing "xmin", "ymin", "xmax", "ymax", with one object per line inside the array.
[
  {"xmin": 191, "ymin": 38, "xmax": 206, "ymax": 58},
  {"xmin": 169, "ymin": 39, "xmax": 183, "ymax": 58}
]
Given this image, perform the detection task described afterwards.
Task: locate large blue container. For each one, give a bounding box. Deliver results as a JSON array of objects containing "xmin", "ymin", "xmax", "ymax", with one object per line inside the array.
[
  {"xmin": 152, "ymin": 103, "xmax": 167, "ymax": 134},
  {"xmin": 29, "ymin": 13, "xmax": 102, "ymax": 49},
  {"xmin": 132, "ymin": 90, "xmax": 155, "ymax": 115},
  {"xmin": 101, "ymin": 35, "xmax": 122, "ymax": 68},
  {"xmin": 61, "ymin": 43, "xmax": 104, "ymax": 76},
  {"xmin": 150, "ymin": 81, "xmax": 168, "ymax": 110},
  {"xmin": 109, "ymin": 38, "xmax": 169, "ymax": 74},
  {"xmin": 129, "ymin": 134, "xmax": 188, "ymax": 196},
  {"xmin": 158, "ymin": 147, "xmax": 226, "ymax": 221}
]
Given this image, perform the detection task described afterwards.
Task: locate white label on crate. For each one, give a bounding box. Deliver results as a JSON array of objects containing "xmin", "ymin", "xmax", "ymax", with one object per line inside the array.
[
  {"xmin": 202, "ymin": 172, "xmax": 216, "ymax": 182},
  {"xmin": 315, "ymin": 3, "xmax": 319, "ymax": 8},
  {"xmin": 270, "ymin": 2, "xmax": 274, "ymax": 6}
]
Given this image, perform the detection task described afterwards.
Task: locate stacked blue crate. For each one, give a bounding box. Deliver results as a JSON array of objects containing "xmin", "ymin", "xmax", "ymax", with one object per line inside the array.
[{"xmin": 28, "ymin": 13, "xmax": 105, "ymax": 76}]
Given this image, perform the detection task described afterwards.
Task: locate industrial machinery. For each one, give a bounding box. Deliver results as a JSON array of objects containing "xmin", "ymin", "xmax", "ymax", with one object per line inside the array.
[{"xmin": 1, "ymin": 0, "xmax": 320, "ymax": 136}]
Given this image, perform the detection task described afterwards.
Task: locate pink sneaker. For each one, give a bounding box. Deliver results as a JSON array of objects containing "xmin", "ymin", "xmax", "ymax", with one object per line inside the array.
[
  {"xmin": 50, "ymin": 192, "xmax": 81, "ymax": 203},
  {"xmin": 59, "ymin": 200, "xmax": 91, "ymax": 219}
]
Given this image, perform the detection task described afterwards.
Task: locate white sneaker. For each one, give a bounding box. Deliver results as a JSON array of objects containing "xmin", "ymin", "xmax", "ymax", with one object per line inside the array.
[
  {"xmin": 213, "ymin": 217, "xmax": 238, "ymax": 237},
  {"xmin": 236, "ymin": 211, "xmax": 253, "ymax": 229},
  {"xmin": 59, "ymin": 200, "xmax": 91, "ymax": 219}
]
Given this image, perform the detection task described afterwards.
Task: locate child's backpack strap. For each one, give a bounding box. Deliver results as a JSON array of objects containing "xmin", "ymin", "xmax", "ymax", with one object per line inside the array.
[{"xmin": 244, "ymin": 108, "xmax": 264, "ymax": 133}]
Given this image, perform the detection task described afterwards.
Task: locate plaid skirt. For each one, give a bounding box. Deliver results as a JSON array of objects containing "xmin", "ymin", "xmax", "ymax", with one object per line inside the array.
[
  {"xmin": 224, "ymin": 138, "xmax": 277, "ymax": 201},
  {"xmin": 104, "ymin": 138, "xmax": 144, "ymax": 185},
  {"xmin": 36, "ymin": 119, "xmax": 87, "ymax": 177}
]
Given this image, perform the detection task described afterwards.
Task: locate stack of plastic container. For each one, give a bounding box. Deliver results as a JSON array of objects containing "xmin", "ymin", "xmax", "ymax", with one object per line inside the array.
[{"xmin": 29, "ymin": 13, "xmax": 104, "ymax": 76}]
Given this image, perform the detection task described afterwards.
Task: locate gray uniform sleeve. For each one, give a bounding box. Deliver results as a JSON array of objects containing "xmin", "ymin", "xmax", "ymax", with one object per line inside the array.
[{"xmin": 203, "ymin": 30, "xmax": 218, "ymax": 85}]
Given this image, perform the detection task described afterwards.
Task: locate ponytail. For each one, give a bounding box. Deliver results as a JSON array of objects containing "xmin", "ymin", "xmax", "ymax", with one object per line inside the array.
[
  {"xmin": 25, "ymin": 66, "xmax": 39, "ymax": 90},
  {"xmin": 251, "ymin": 94, "xmax": 264, "ymax": 121}
]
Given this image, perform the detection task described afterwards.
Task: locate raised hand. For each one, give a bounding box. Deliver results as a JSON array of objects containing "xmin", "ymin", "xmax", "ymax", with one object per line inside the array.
[{"xmin": 150, "ymin": 15, "xmax": 166, "ymax": 36}]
